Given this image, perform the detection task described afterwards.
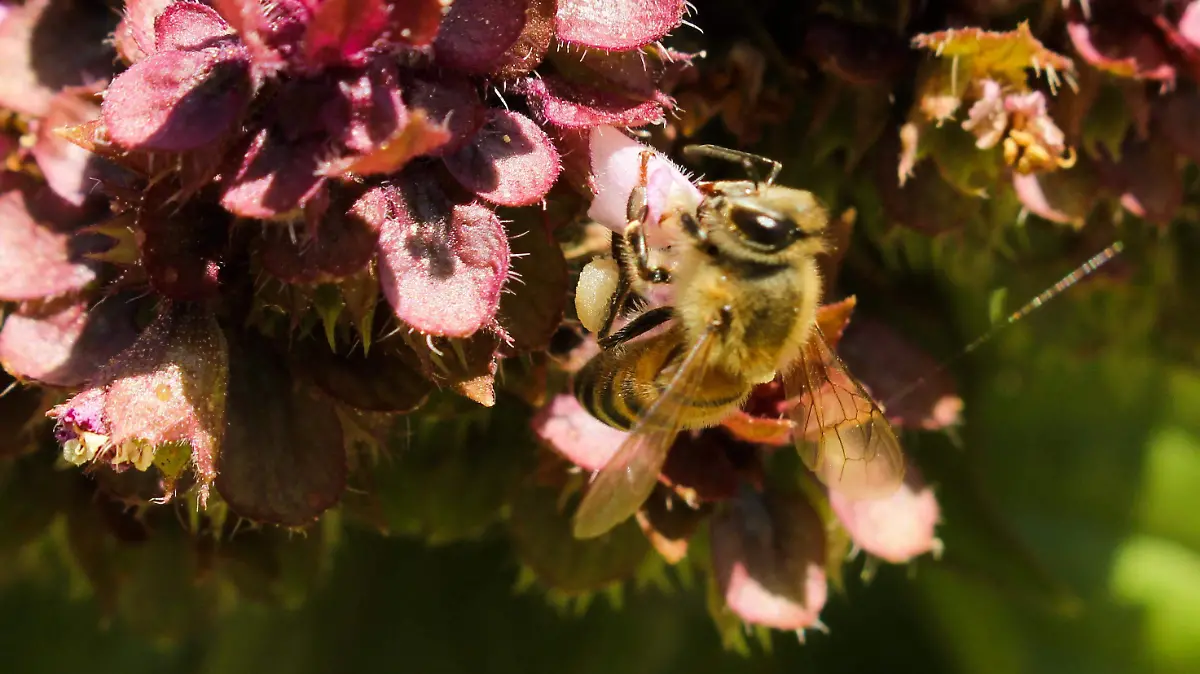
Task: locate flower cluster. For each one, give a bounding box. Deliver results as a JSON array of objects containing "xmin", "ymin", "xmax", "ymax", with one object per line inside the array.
[
  {"xmin": 0, "ymin": 0, "xmax": 692, "ymax": 518},
  {"xmin": 0, "ymin": 0, "xmax": 1167, "ymax": 653}
]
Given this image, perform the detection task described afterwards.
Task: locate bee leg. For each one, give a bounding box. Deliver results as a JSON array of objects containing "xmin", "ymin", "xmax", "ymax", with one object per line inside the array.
[
  {"xmin": 600, "ymin": 306, "xmax": 674, "ymax": 349},
  {"xmin": 620, "ymin": 150, "xmax": 672, "ymax": 286},
  {"xmin": 681, "ymin": 144, "xmax": 784, "ymax": 186},
  {"xmin": 624, "ymin": 220, "xmax": 671, "ymax": 284},
  {"xmin": 597, "ymin": 233, "xmax": 635, "ymax": 342}
]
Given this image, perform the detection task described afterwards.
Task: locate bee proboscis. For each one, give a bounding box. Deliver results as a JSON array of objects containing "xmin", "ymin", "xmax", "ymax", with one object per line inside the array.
[{"xmin": 571, "ymin": 145, "xmax": 905, "ymax": 539}]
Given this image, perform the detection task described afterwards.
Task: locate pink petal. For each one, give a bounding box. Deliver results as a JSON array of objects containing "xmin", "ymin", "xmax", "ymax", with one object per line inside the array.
[
  {"xmin": 155, "ymin": 1, "xmax": 235, "ymax": 52},
  {"xmin": 220, "ymin": 127, "xmax": 326, "ymax": 219},
  {"xmin": 1181, "ymin": 2, "xmax": 1200, "ymax": 49},
  {"xmin": 531, "ymin": 393, "xmax": 627, "ymax": 471},
  {"xmin": 371, "ymin": 176, "xmax": 510, "ymax": 337},
  {"xmin": 710, "ymin": 487, "xmax": 828, "ymax": 631},
  {"xmin": 101, "ymin": 47, "xmax": 253, "ymax": 152},
  {"xmin": 31, "ymin": 90, "xmax": 105, "ymax": 206},
  {"xmin": 0, "ymin": 188, "xmax": 97, "ymax": 301},
  {"xmin": 1065, "ymin": 15, "xmax": 1175, "ymax": 82},
  {"xmin": 303, "ymin": 0, "xmax": 390, "ymax": 67},
  {"xmin": 443, "ymin": 109, "xmax": 561, "ymax": 207},
  {"xmin": 432, "ymin": 0, "xmax": 527, "ymax": 74},
  {"xmin": 0, "ymin": 299, "xmax": 139, "ymax": 388},
  {"xmin": 586, "ymin": 125, "xmax": 701, "ymax": 246},
  {"xmin": 0, "ymin": 0, "xmax": 116, "ymax": 117},
  {"xmin": 829, "ymin": 465, "xmax": 941, "ymax": 563},
  {"xmin": 99, "ymin": 307, "xmax": 229, "ymax": 492},
  {"xmin": 522, "ymin": 75, "xmax": 666, "ymax": 129},
  {"xmin": 555, "ymin": 0, "xmax": 686, "ymax": 51},
  {"xmin": 1012, "ymin": 162, "xmax": 1098, "ymax": 227}
]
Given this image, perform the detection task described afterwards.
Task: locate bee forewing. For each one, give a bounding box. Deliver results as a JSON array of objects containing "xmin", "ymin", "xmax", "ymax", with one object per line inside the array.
[
  {"xmin": 572, "ymin": 329, "xmax": 719, "ymax": 539},
  {"xmin": 786, "ymin": 328, "xmax": 907, "ymax": 500},
  {"xmin": 571, "ymin": 425, "xmax": 677, "ymax": 539},
  {"xmin": 814, "ymin": 412, "xmax": 905, "ymax": 499}
]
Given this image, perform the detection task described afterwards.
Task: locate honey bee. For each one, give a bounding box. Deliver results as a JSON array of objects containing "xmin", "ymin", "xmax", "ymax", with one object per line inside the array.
[{"xmin": 571, "ymin": 145, "xmax": 905, "ymax": 539}]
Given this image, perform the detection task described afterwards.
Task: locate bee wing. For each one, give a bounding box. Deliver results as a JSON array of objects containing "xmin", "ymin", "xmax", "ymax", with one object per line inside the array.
[
  {"xmin": 785, "ymin": 326, "xmax": 906, "ymax": 500},
  {"xmin": 572, "ymin": 328, "xmax": 718, "ymax": 539}
]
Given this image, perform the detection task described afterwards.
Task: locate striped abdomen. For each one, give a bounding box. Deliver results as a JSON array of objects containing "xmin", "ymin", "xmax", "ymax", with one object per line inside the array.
[{"xmin": 574, "ymin": 329, "xmax": 749, "ymax": 432}]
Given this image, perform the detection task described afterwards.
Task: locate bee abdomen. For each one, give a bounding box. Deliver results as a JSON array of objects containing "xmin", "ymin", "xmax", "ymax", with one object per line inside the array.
[{"xmin": 574, "ymin": 352, "xmax": 643, "ymax": 431}]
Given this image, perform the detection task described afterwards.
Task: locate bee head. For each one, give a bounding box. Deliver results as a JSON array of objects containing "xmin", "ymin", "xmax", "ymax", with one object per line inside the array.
[{"xmin": 703, "ymin": 182, "xmax": 828, "ymax": 254}]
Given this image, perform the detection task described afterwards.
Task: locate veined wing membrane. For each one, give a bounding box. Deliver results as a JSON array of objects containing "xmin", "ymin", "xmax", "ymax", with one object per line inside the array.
[
  {"xmin": 785, "ymin": 327, "xmax": 905, "ymax": 500},
  {"xmin": 572, "ymin": 328, "xmax": 718, "ymax": 539}
]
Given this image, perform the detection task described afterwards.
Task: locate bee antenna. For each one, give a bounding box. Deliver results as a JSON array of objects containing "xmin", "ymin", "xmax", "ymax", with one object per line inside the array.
[{"xmin": 884, "ymin": 240, "xmax": 1125, "ymax": 409}]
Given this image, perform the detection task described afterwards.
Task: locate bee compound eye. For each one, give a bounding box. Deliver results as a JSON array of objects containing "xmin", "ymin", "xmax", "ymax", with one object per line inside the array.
[{"xmin": 730, "ymin": 207, "xmax": 796, "ymax": 248}]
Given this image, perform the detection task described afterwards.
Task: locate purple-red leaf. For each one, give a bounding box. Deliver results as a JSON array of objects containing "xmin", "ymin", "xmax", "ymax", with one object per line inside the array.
[
  {"xmin": 334, "ymin": 60, "xmax": 409, "ymax": 155},
  {"xmin": 443, "ymin": 110, "xmax": 561, "ymax": 207},
  {"xmin": 400, "ymin": 71, "xmax": 486, "ymax": 154},
  {"xmin": 432, "ymin": 0, "xmax": 527, "ymax": 74},
  {"xmin": 399, "ymin": 329, "xmax": 503, "ymax": 406},
  {"xmin": 0, "ymin": 188, "xmax": 97, "ymax": 301},
  {"xmin": 491, "ymin": 0, "xmax": 555, "ymax": 79},
  {"xmin": 522, "ymin": 76, "xmax": 666, "ymax": 129},
  {"xmin": 555, "ymin": 0, "xmax": 685, "ymax": 51},
  {"xmin": 116, "ymin": 0, "xmax": 176, "ymax": 63},
  {"xmin": 389, "ymin": 0, "xmax": 445, "ymax": 47},
  {"xmin": 101, "ymin": 47, "xmax": 253, "ymax": 152},
  {"xmin": 137, "ymin": 195, "xmax": 229, "ymax": 301},
  {"xmin": 372, "ymin": 177, "xmax": 510, "ymax": 337},
  {"xmin": 323, "ymin": 109, "xmax": 451, "ymax": 177},
  {"xmin": 216, "ymin": 333, "xmax": 346, "ymax": 526},
  {"xmin": 495, "ymin": 208, "xmax": 569, "ymax": 351},
  {"xmin": 304, "ymin": 342, "xmax": 432, "ymax": 413},
  {"xmin": 259, "ymin": 189, "xmax": 381, "ymax": 283},
  {"xmin": 837, "ymin": 316, "xmax": 963, "ymax": 431},
  {"xmin": 1098, "ymin": 136, "xmax": 1182, "ymax": 226},
  {"xmin": 155, "ymin": 1, "xmax": 235, "ymax": 52},
  {"xmin": 220, "ymin": 127, "xmax": 326, "ymax": 219},
  {"xmin": 303, "ymin": 0, "xmax": 389, "ymax": 67},
  {"xmin": 0, "ymin": 299, "xmax": 140, "ymax": 388},
  {"xmin": 710, "ymin": 487, "xmax": 828, "ymax": 631}
]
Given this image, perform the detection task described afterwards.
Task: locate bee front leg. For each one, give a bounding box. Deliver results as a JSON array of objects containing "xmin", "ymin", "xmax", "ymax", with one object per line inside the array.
[{"xmin": 623, "ymin": 150, "xmax": 672, "ymax": 286}]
